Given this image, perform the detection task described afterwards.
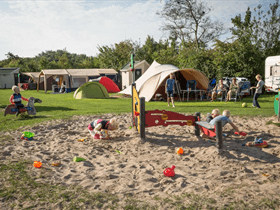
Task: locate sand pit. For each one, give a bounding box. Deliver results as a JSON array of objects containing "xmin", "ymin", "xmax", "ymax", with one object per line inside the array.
[{"xmin": 1, "ymin": 113, "xmax": 280, "ymax": 208}]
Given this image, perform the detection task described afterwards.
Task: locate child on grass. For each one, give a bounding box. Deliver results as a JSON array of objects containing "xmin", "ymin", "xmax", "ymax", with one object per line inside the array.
[
  {"xmin": 88, "ymin": 118, "xmax": 118, "ymax": 139},
  {"xmin": 165, "ymin": 74, "xmax": 176, "ymax": 108},
  {"xmin": 9, "ymin": 85, "xmax": 29, "ymax": 116}
]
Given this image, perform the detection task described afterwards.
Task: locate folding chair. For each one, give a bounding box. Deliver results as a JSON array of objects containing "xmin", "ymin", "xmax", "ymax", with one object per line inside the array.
[
  {"xmin": 215, "ymin": 90, "xmax": 227, "ymax": 101},
  {"xmin": 186, "ymin": 80, "xmax": 197, "ymax": 101},
  {"xmin": 230, "ymin": 81, "xmax": 244, "ymax": 102}
]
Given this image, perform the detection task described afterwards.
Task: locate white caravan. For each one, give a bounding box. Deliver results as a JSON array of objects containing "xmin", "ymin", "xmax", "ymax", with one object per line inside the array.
[{"xmin": 265, "ymin": 55, "xmax": 280, "ymax": 92}]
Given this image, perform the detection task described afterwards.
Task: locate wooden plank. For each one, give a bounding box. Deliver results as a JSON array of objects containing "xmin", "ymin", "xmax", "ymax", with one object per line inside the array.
[{"xmin": 195, "ymin": 121, "xmax": 215, "ymax": 130}]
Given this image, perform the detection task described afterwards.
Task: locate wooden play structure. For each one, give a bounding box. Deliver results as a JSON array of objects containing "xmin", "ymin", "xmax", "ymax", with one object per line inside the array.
[{"xmin": 131, "ymin": 83, "xmax": 224, "ymax": 151}]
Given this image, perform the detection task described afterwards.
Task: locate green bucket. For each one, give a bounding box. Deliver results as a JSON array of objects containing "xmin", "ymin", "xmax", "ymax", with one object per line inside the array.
[{"xmin": 22, "ymin": 131, "xmax": 35, "ymax": 138}]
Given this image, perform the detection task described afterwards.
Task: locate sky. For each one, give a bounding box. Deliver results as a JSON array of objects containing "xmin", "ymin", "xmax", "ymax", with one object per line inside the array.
[{"xmin": 0, "ymin": 0, "xmax": 270, "ymax": 61}]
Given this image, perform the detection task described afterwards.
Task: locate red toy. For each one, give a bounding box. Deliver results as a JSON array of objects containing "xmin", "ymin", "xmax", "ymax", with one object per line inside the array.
[
  {"xmin": 234, "ymin": 131, "xmax": 247, "ymax": 136},
  {"xmin": 163, "ymin": 165, "xmax": 176, "ymax": 177}
]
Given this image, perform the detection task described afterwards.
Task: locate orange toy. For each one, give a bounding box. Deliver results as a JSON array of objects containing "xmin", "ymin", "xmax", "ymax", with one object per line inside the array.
[
  {"xmin": 177, "ymin": 148, "xmax": 184, "ymax": 155},
  {"xmin": 33, "ymin": 161, "xmax": 42, "ymax": 168},
  {"xmin": 52, "ymin": 161, "xmax": 61, "ymax": 166}
]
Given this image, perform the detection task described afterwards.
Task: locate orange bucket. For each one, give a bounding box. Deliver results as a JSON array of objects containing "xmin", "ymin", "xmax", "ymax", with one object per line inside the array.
[
  {"xmin": 177, "ymin": 148, "xmax": 184, "ymax": 155},
  {"xmin": 33, "ymin": 161, "xmax": 42, "ymax": 168}
]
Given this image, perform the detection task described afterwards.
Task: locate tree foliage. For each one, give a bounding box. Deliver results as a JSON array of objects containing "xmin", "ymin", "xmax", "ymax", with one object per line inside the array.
[
  {"xmin": 0, "ymin": 50, "xmax": 99, "ymax": 72},
  {"xmin": 157, "ymin": 0, "xmax": 225, "ymax": 48}
]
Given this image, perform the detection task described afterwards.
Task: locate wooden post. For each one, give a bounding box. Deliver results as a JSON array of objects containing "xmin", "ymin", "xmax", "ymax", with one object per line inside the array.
[
  {"xmin": 132, "ymin": 83, "xmax": 136, "ymax": 127},
  {"xmin": 215, "ymin": 119, "xmax": 223, "ymax": 153},
  {"xmin": 140, "ymin": 97, "xmax": 145, "ymax": 139},
  {"xmin": 195, "ymin": 112, "xmax": 200, "ymax": 136}
]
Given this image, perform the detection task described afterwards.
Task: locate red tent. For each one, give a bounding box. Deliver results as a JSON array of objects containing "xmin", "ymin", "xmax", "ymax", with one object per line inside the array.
[{"xmin": 90, "ymin": 76, "xmax": 120, "ymax": 93}]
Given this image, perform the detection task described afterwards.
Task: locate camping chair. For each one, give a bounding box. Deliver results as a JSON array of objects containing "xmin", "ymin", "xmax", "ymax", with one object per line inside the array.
[
  {"xmin": 174, "ymin": 80, "xmax": 182, "ymax": 101},
  {"xmin": 215, "ymin": 90, "xmax": 227, "ymax": 101},
  {"xmin": 228, "ymin": 81, "xmax": 243, "ymax": 102},
  {"xmin": 206, "ymin": 79, "xmax": 216, "ymax": 100},
  {"xmin": 186, "ymin": 80, "xmax": 197, "ymax": 101}
]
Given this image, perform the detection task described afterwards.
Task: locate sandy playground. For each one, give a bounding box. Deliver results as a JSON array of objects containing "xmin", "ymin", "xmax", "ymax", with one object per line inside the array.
[{"xmin": 1, "ymin": 113, "xmax": 280, "ymax": 208}]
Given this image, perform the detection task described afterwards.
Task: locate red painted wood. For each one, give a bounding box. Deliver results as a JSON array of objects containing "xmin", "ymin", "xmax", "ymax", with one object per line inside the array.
[
  {"xmin": 145, "ymin": 110, "xmax": 196, "ymax": 127},
  {"xmin": 198, "ymin": 125, "xmax": 216, "ymax": 137}
]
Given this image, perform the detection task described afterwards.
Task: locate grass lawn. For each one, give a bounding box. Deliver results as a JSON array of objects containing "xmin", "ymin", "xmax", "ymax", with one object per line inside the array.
[
  {"xmin": 0, "ymin": 89, "xmax": 279, "ymax": 209},
  {"xmin": 0, "ymin": 89, "xmax": 276, "ymax": 132}
]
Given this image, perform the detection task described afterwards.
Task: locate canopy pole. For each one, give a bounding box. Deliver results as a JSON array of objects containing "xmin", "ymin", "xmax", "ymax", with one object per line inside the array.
[{"xmin": 174, "ymin": 72, "xmax": 181, "ymax": 102}]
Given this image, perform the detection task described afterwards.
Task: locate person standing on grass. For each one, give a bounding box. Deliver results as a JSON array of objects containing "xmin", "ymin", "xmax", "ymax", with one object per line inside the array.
[
  {"xmin": 165, "ymin": 74, "xmax": 176, "ymax": 108},
  {"xmin": 250, "ymin": 74, "xmax": 267, "ymax": 109}
]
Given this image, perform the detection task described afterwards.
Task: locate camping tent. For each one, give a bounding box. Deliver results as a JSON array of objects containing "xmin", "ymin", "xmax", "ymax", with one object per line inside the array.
[
  {"xmin": 89, "ymin": 76, "xmax": 120, "ymax": 93},
  {"xmin": 120, "ymin": 60, "xmax": 209, "ymax": 102},
  {"xmin": 73, "ymin": 82, "xmax": 109, "ymax": 99}
]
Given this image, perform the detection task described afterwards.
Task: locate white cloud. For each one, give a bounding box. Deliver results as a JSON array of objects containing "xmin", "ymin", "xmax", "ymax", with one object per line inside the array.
[
  {"xmin": 0, "ymin": 0, "xmax": 163, "ymax": 60},
  {"xmin": 0, "ymin": 0, "xmax": 271, "ymax": 61}
]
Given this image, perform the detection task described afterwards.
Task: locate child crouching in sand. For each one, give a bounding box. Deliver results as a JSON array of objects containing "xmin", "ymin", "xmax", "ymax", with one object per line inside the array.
[
  {"xmin": 206, "ymin": 109, "xmax": 220, "ymax": 123},
  {"xmin": 209, "ymin": 110, "xmax": 239, "ymax": 132},
  {"xmin": 88, "ymin": 118, "xmax": 118, "ymax": 139}
]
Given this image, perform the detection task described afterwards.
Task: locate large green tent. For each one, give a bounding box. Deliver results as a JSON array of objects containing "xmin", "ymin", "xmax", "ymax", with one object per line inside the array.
[{"xmin": 73, "ymin": 82, "xmax": 109, "ymax": 99}]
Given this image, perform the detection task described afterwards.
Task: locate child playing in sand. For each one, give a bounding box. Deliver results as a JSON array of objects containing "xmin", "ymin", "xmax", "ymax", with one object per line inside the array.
[
  {"xmin": 88, "ymin": 118, "xmax": 118, "ymax": 139},
  {"xmin": 206, "ymin": 109, "xmax": 220, "ymax": 123},
  {"xmin": 9, "ymin": 85, "xmax": 29, "ymax": 116},
  {"xmin": 209, "ymin": 110, "xmax": 239, "ymax": 132}
]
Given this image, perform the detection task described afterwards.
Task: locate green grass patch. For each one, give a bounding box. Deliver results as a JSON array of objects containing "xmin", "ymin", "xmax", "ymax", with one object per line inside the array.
[{"xmin": 0, "ymin": 89, "xmax": 276, "ymax": 132}]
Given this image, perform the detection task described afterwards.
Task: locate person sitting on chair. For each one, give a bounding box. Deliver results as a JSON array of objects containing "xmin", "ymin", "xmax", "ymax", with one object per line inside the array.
[
  {"xmin": 60, "ymin": 81, "xmax": 66, "ymax": 93},
  {"xmin": 226, "ymin": 78, "xmax": 239, "ymax": 102},
  {"xmin": 9, "ymin": 85, "xmax": 29, "ymax": 116},
  {"xmin": 211, "ymin": 78, "xmax": 226, "ymax": 102}
]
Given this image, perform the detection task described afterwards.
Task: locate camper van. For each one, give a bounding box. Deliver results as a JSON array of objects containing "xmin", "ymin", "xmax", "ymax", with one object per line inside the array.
[{"xmin": 265, "ymin": 55, "xmax": 280, "ymax": 92}]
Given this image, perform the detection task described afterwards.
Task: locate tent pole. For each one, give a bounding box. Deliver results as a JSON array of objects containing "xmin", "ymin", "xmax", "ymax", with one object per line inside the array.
[
  {"xmin": 37, "ymin": 75, "xmax": 40, "ymax": 91},
  {"xmin": 174, "ymin": 73, "xmax": 181, "ymax": 102}
]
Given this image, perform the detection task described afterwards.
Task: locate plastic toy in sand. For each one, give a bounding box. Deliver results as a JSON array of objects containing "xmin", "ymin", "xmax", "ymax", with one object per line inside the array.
[
  {"xmin": 78, "ymin": 137, "xmax": 87, "ymax": 142},
  {"xmin": 52, "ymin": 161, "xmax": 61, "ymax": 166},
  {"xmin": 177, "ymin": 148, "xmax": 184, "ymax": 155},
  {"xmin": 33, "ymin": 161, "xmax": 42, "ymax": 168},
  {"xmin": 234, "ymin": 131, "xmax": 247, "ymax": 136},
  {"xmin": 93, "ymin": 129, "xmax": 110, "ymax": 140},
  {"xmin": 163, "ymin": 165, "xmax": 176, "ymax": 177},
  {"xmin": 246, "ymin": 138, "xmax": 268, "ymax": 148},
  {"xmin": 73, "ymin": 157, "xmax": 86, "ymax": 162},
  {"xmin": 21, "ymin": 131, "xmax": 35, "ymax": 140}
]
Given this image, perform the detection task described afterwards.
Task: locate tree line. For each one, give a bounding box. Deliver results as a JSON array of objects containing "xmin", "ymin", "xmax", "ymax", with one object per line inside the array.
[{"xmin": 0, "ymin": 0, "xmax": 279, "ymax": 84}]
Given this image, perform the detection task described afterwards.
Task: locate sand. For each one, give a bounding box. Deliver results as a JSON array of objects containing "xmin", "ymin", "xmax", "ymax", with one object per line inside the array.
[{"xmin": 1, "ymin": 113, "xmax": 280, "ymax": 208}]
